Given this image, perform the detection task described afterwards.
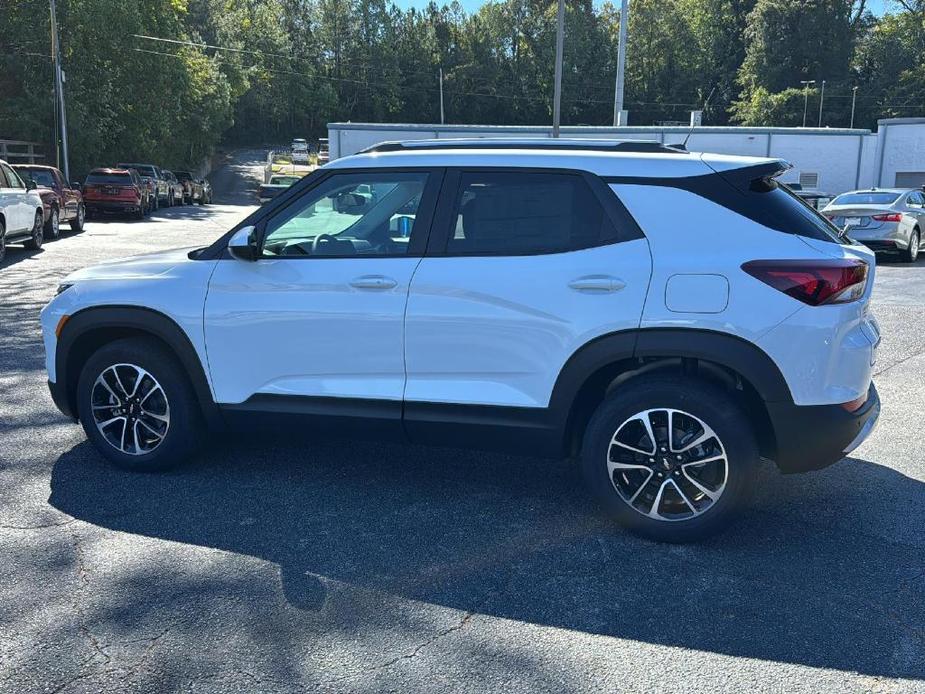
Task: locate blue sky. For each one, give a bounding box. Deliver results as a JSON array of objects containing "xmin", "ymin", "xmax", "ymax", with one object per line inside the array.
[{"xmin": 393, "ymin": 0, "xmax": 893, "ymax": 17}]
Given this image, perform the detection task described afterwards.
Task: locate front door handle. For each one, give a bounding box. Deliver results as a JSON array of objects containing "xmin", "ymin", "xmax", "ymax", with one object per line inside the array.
[
  {"xmin": 568, "ymin": 275, "xmax": 626, "ymax": 293},
  {"xmin": 349, "ymin": 275, "xmax": 398, "ymax": 290}
]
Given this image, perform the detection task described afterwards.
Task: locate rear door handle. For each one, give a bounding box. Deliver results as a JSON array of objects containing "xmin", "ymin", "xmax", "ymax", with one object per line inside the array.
[
  {"xmin": 568, "ymin": 275, "xmax": 626, "ymax": 293},
  {"xmin": 349, "ymin": 275, "xmax": 398, "ymax": 290}
]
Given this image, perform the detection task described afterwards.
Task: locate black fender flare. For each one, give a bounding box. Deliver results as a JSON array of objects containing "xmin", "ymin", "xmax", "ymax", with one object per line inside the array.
[
  {"xmin": 55, "ymin": 305, "xmax": 223, "ymax": 429},
  {"xmin": 548, "ymin": 328, "xmax": 794, "ymax": 452}
]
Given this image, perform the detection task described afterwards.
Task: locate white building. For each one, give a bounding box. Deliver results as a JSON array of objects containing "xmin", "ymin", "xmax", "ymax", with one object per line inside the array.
[{"xmin": 328, "ymin": 117, "xmax": 925, "ymax": 195}]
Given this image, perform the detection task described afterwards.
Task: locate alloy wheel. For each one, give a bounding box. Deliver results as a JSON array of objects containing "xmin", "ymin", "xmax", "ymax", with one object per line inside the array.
[
  {"xmin": 91, "ymin": 363, "xmax": 170, "ymax": 455},
  {"xmin": 607, "ymin": 408, "xmax": 728, "ymax": 521}
]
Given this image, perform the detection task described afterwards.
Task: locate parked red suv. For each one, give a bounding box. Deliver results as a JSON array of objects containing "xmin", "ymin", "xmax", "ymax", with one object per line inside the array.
[
  {"xmin": 83, "ymin": 168, "xmax": 147, "ymax": 219},
  {"xmin": 12, "ymin": 164, "xmax": 85, "ymax": 238}
]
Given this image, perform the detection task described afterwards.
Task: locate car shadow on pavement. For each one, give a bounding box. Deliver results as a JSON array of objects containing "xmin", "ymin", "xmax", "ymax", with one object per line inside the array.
[
  {"xmin": 49, "ymin": 437, "xmax": 924, "ymax": 680},
  {"xmin": 0, "ymin": 245, "xmax": 45, "ymax": 270}
]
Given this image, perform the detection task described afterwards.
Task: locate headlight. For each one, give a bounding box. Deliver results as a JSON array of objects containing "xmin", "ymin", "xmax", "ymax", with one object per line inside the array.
[{"xmin": 56, "ymin": 282, "xmax": 74, "ymax": 296}]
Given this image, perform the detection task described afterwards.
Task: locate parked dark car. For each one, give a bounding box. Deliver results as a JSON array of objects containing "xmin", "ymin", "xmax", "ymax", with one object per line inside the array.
[
  {"xmin": 83, "ymin": 168, "xmax": 147, "ymax": 219},
  {"xmin": 163, "ymin": 170, "xmax": 185, "ymax": 206},
  {"xmin": 173, "ymin": 170, "xmax": 208, "ymax": 205},
  {"xmin": 12, "ymin": 164, "xmax": 85, "ymax": 237},
  {"xmin": 117, "ymin": 163, "xmax": 171, "ymax": 207}
]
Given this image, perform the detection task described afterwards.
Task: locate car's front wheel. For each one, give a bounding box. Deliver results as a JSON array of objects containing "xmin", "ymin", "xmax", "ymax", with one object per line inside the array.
[
  {"xmin": 0, "ymin": 219, "xmax": 6, "ymax": 262},
  {"xmin": 24, "ymin": 211, "xmax": 44, "ymax": 250},
  {"xmin": 580, "ymin": 375, "xmax": 759, "ymax": 542},
  {"xmin": 76, "ymin": 337, "xmax": 202, "ymax": 471},
  {"xmin": 903, "ymin": 228, "xmax": 920, "ymax": 263},
  {"xmin": 44, "ymin": 207, "xmax": 61, "ymax": 239}
]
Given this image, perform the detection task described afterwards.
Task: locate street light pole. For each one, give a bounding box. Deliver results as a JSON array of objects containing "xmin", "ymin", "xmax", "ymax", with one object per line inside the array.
[
  {"xmin": 439, "ymin": 67, "xmax": 445, "ymax": 125},
  {"xmin": 49, "ymin": 0, "xmax": 70, "ymax": 181},
  {"xmin": 552, "ymin": 0, "xmax": 565, "ymax": 138},
  {"xmin": 850, "ymin": 86, "xmax": 858, "ymax": 129},
  {"xmin": 612, "ymin": 0, "xmax": 629, "ymax": 126},
  {"xmin": 800, "ymin": 80, "xmax": 815, "ymax": 128},
  {"xmin": 818, "ymin": 79, "xmax": 826, "ymax": 127}
]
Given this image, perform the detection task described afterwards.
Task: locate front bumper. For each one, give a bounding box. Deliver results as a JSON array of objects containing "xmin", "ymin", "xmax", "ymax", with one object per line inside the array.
[{"xmin": 768, "ymin": 382, "xmax": 880, "ymax": 473}]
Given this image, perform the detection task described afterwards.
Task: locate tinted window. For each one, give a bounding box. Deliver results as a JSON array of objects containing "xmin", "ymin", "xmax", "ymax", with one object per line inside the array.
[
  {"xmin": 833, "ymin": 192, "xmax": 901, "ymax": 205},
  {"xmin": 17, "ymin": 169, "xmax": 56, "ymax": 187},
  {"xmin": 446, "ymin": 172, "xmax": 614, "ymax": 255},
  {"xmin": 2, "ymin": 163, "xmax": 24, "ymax": 189},
  {"xmin": 759, "ymin": 185, "xmax": 845, "ymax": 243},
  {"xmin": 263, "ymin": 172, "xmax": 430, "ymax": 257},
  {"xmin": 118, "ymin": 164, "xmax": 156, "ymax": 177},
  {"xmin": 86, "ymin": 172, "xmax": 132, "ymax": 185}
]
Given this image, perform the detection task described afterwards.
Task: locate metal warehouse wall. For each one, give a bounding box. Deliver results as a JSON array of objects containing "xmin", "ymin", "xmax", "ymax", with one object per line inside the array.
[{"xmin": 327, "ymin": 120, "xmax": 925, "ymax": 195}]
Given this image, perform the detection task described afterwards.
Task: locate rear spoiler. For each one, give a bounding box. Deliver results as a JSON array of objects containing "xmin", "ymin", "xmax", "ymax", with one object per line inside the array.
[{"xmin": 712, "ymin": 160, "xmax": 793, "ymax": 195}]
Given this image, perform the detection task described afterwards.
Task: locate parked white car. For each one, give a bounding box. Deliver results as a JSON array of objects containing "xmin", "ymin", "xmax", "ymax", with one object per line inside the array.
[
  {"xmin": 41, "ymin": 139, "xmax": 881, "ymax": 542},
  {"xmin": 0, "ymin": 159, "xmax": 45, "ymax": 261}
]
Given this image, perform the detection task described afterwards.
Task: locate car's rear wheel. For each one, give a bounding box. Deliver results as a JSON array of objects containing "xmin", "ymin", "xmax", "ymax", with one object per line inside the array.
[
  {"xmin": 903, "ymin": 228, "xmax": 920, "ymax": 263},
  {"xmin": 44, "ymin": 207, "xmax": 60, "ymax": 239},
  {"xmin": 0, "ymin": 220, "xmax": 6, "ymax": 262},
  {"xmin": 76, "ymin": 337, "xmax": 202, "ymax": 471},
  {"xmin": 70, "ymin": 204, "xmax": 85, "ymax": 232},
  {"xmin": 580, "ymin": 375, "xmax": 759, "ymax": 542},
  {"xmin": 24, "ymin": 211, "xmax": 44, "ymax": 250}
]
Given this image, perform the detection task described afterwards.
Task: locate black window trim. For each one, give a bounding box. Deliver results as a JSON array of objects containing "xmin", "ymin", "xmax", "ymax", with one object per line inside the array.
[
  {"xmin": 424, "ymin": 166, "xmax": 644, "ymax": 259},
  {"xmin": 199, "ymin": 166, "xmax": 446, "ymax": 262}
]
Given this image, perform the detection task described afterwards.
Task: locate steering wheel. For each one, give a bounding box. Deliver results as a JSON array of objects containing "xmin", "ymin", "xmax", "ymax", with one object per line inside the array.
[{"xmin": 312, "ymin": 233, "xmax": 337, "ymax": 254}]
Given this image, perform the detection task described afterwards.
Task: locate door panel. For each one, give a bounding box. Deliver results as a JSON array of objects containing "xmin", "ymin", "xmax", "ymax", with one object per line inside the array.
[
  {"xmin": 404, "ymin": 169, "xmax": 652, "ymax": 409},
  {"xmin": 204, "ymin": 168, "xmax": 440, "ymax": 405},
  {"xmin": 204, "ymin": 256, "xmax": 423, "ymax": 403},
  {"xmin": 404, "ymin": 241, "xmax": 651, "ymax": 407}
]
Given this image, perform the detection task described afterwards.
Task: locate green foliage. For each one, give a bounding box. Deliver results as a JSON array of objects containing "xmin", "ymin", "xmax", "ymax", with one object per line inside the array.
[{"xmin": 1, "ymin": 0, "xmax": 923, "ymax": 176}]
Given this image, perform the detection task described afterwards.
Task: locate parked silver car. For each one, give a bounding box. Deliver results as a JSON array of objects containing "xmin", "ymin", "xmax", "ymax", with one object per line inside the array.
[{"xmin": 822, "ymin": 188, "xmax": 924, "ymax": 262}]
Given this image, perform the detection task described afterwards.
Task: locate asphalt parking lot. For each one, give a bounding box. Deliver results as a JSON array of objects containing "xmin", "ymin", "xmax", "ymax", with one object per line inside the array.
[{"xmin": 1, "ymin": 151, "xmax": 923, "ymax": 693}]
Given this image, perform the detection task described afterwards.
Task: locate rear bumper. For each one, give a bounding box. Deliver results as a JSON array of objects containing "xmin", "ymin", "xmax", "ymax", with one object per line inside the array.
[
  {"xmin": 86, "ymin": 201, "xmax": 141, "ymax": 212},
  {"xmin": 768, "ymin": 382, "xmax": 880, "ymax": 473}
]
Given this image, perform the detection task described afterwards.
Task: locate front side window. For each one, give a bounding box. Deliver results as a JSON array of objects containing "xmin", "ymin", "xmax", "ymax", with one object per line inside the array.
[
  {"xmin": 446, "ymin": 172, "xmax": 615, "ymax": 255},
  {"xmin": 1, "ymin": 164, "xmax": 24, "ymax": 189},
  {"xmin": 262, "ymin": 172, "xmax": 430, "ymax": 257}
]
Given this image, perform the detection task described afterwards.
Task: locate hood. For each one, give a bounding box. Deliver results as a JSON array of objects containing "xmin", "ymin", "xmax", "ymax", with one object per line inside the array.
[{"xmin": 64, "ymin": 247, "xmax": 199, "ymax": 283}]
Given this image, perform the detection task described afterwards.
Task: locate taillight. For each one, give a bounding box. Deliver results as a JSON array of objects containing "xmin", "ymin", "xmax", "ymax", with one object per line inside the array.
[
  {"xmin": 872, "ymin": 213, "xmax": 901, "ymax": 222},
  {"xmin": 742, "ymin": 259, "xmax": 868, "ymax": 306}
]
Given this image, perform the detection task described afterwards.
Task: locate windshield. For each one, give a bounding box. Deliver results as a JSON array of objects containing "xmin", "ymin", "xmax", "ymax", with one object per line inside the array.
[
  {"xmin": 18, "ymin": 169, "xmax": 56, "ymax": 187},
  {"xmin": 118, "ymin": 164, "xmax": 156, "ymax": 177},
  {"xmin": 86, "ymin": 173, "xmax": 132, "ymax": 185},
  {"xmin": 832, "ymin": 192, "xmax": 900, "ymax": 206}
]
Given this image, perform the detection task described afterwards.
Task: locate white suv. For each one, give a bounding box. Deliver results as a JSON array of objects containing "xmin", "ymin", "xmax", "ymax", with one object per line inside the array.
[
  {"xmin": 0, "ymin": 159, "xmax": 45, "ymax": 260},
  {"xmin": 41, "ymin": 140, "xmax": 881, "ymax": 541}
]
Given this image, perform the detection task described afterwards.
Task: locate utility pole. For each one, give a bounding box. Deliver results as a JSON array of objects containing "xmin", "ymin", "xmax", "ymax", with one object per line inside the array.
[
  {"xmin": 439, "ymin": 67, "xmax": 445, "ymax": 125},
  {"xmin": 850, "ymin": 86, "xmax": 858, "ymax": 129},
  {"xmin": 613, "ymin": 0, "xmax": 629, "ymax": 126},
  {"xmin": 49, "ymin": 0, "xmax": 70, "ymax": 181},
  {"xmin": 552, "ymin": 0, "xmax": 565, "ymax": 138},
  {"xmin": 817, "ymin": 79, "xmax": 826, "ymax": 127},
  {"xmin": 800, "ymin": 80, "xmax": 815, "ymax": 128}
]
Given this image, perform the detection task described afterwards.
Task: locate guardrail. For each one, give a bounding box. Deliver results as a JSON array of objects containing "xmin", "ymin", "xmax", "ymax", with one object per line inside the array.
[{"xmin": 0, "ymin": 139, "xmax": 45, "ymax": 164}]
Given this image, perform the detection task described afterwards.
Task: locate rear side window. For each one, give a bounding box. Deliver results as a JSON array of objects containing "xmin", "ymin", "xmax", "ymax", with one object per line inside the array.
[
  {"xmin": 86, "ymin": 173, "xmax": 132, "ymax": 185},
  {"xmin": 446, "ymin": 172, "xmax": 616, "ymax": 255},
  {"xmin": 755, "ymin": 184, "xmax": 846, "ymax": 244}
]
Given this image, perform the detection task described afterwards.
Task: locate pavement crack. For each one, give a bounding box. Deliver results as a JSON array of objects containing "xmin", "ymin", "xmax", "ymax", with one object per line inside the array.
[{"xmin": 874, "ymin": 347, "xmax": 925, "ymax": 376}]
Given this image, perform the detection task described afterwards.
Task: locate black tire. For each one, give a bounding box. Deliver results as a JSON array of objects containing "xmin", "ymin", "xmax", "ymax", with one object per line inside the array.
[
  {"xmin": 70, "ymin": 204, "xmax": 85, "ymax": 233},
  {"xmin": 902, "ymin": 228, "xmax": 920, "ymax": 263},
  {"xmin": 151, "ymin": 195, "xmax": 159, "ymax": 212},
  {"xmin": 23, "ymin": 211, "xmax": 44, "ymax": 250},
  {"xmin": 44, "ymin": 206, "xmax": 61, "ymax": 239},
  {"xmin": 134, "ymin": 205, "xmax": 145, "ymax": 220},
  {"xmin": 76, "ymin": 337, "xmax": 202, "ymax": 472},
  {"xmin": 580, "ymin": 375, "xmax": 760, "ymax": 543},
  {"xmin": 0, "ymin": 220, "xmax": 6, "ymax": 263}
]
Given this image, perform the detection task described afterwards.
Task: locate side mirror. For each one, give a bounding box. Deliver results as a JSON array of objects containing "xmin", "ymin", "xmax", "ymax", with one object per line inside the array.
[
  {"xmin": 228, "ymin": 225, "xmax": 260, "ymax": 261},
  {"xmin": 26, "ymin": 179, "xmax": 37, "ymax": 190}
]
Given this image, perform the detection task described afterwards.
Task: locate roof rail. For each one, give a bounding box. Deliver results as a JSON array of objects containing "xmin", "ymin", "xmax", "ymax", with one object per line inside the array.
[{"xmin": 358, "ymin": 138, "xmax": 690, "ymax": 155}]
